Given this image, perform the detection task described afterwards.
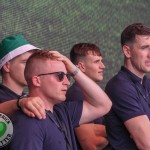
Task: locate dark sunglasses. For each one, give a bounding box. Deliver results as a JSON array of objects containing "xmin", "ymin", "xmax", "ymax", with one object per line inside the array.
[{"xmin": 37, "ymin": 72, "xmax": 71, "ymax": 82}]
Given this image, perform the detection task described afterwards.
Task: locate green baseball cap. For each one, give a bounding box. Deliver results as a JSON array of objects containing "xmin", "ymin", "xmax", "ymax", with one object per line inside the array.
[{"xmin": 0, "ymin": 34, "xmax": 40, "ymax": 69}]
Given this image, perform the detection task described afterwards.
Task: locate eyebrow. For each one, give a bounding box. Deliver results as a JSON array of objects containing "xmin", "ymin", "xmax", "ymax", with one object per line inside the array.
[{"xmin": 140, "ymin": 45, "xmax": 150, "ymax": 49}]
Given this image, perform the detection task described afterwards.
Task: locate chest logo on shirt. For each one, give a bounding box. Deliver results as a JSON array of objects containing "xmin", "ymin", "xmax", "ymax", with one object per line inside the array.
[{"xmin": 0, "ymin": 113, "xmax": 13, "ymax": 148}]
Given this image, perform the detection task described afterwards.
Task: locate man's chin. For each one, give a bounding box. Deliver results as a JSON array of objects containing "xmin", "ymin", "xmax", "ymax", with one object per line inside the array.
[
  {"xmin": 57, "ymin": 97, "xmax": 66, "ymax": 103},
  {"xmin": 95, "ymin": 77, "xmax": 103, "ymax": 82},
  {"xmin": 22, "ymin": 80, "xmax": 28, "ymax": 86}
]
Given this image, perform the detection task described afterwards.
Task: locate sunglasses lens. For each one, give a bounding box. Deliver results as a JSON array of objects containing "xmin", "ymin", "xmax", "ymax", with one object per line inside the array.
[
  {"xmin": 57, "ymin": 72, "xmax": 64, "ymax": 81},
  {"xmin": 57, "ymin": 72, "xmax": 70, "ymax": 81},
  {"xmin": 66, "ymin": 74, "xmax": 71, "ymax": 81}
]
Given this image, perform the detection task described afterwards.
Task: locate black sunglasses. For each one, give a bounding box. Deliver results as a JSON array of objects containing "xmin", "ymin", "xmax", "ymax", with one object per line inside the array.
[{"xmin": 37, "ymin": 72, "xmax": 71, "ymax": 82}]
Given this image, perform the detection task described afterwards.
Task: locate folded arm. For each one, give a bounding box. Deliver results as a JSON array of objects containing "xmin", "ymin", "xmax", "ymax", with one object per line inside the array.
[
  {"xmin": 125, "ymin": 115, "xmax": 150, "ymax": 150},
  {"xmin": 75, "ymin": 123, "xmax": 108, "ymax": 150}
]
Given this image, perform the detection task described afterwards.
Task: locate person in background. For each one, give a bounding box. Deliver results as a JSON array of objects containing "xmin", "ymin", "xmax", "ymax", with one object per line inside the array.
[
  {"xmin": 0, "ymin": 34, "xmax": 45, "ymax": 119},
  {"xmin": 66, "ymin": 43, "xmax": 112, "ymax": 150},
  {"xmin": 105, "ymin": 23, "xmax": 150, "ymax": 150},
  {"xmin": 9, "ymin": 50, "xmax": 112, "ymax": 150}
]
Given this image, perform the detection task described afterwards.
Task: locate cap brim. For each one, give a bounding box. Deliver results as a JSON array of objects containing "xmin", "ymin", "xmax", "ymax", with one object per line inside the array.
[{"xmin": 0, "ymin": 44, "xmax": 40, "ymax": 69}]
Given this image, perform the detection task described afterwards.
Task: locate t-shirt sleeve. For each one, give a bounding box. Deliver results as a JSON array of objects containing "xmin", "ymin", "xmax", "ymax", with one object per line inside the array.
[
  {"xmin": 66, "ymin": 84, "xmax": 85, "ymax": 102},
  {"xmin": 66, "ymin": 101, "xmax": 83, "ymax": 128}
]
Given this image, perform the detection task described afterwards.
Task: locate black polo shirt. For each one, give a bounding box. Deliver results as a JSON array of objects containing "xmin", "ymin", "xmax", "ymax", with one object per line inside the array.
[
  {"xmin": 105, "ymin": 66, "xmax": 150, "ymax": 150},
  {"xmin": 0, "ymin": 84, "xmax": 20, "ymax": 103}
]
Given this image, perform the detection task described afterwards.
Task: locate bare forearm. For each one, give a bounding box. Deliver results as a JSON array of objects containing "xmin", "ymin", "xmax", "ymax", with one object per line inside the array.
[
  {"xmin": 0, "ymin": 100, "xmax": 18, "ymax": 116},
  {"xmin": 0, "ymin": 97, "xmax": 46, "ymax": 119},
  {"xmin": 74, "ymin": 70, "xmax": 112, "ymax": 113},
  {"xmin": 125, "ymin": 115, "xmax": 150, "ymax": 150}
]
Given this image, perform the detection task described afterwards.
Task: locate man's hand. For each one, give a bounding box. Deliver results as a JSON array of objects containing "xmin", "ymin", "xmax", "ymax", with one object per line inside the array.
[
  {"xmin": 75, "ymin": 124, "xmax": 109, "ymax": 150},
  {"xmin": 19, "ymin": 97, "xmax": 46, "ymax": 119},
  {"xmin": 49, "ymin": 51, "xmax": 76, "ymax": 73}
]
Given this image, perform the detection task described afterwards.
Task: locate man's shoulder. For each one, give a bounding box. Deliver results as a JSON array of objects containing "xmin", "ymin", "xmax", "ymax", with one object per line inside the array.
[
  {"xmin": 106, "ymin": 68, "xmax": 131, "ymax": 89},
  {"xmin": 66, "ymin": 83, "xmax": 84, "ymax": 102},
  {"xmin": 12, "ymin": 110, "xmax": 44, "ymax": 126},
  {"xmin": 0, "ymin": 84, "xmax": 19, "ymax": 102},
  {"xmin": 54, "ymin": 101, "xmax": 83, "ymax": 118},
  {"xmin": 54, "ymin": 101, "xmax": 83, "ymax": 128},
  {"xmin": 67, "ymin": 82, "xmax": 81, "ymax": 93}
]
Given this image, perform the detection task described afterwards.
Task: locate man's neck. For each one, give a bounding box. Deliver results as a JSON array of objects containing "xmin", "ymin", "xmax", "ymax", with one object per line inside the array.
[
  {"xmin": 2, "ymin": 80, "xmax": 24, "ymax": 95},
  {"xmin": 124, "ymin": 64, "xmax": 145, "ymax": 79},
  {"xmin": 29, "ymin": 90, "xmax": 54, "ymax": 112}
]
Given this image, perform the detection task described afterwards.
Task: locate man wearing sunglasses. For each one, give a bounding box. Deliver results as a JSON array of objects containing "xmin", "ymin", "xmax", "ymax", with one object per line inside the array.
[{"xmin": 9, "ymin": 50, "xmax": 112, "ymax": 150}]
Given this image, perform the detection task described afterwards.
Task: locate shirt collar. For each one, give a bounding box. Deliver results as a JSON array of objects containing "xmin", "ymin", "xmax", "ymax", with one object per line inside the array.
[{"xmin": 121, "ymin": 66, "xmax": 143, "ymax": 84}]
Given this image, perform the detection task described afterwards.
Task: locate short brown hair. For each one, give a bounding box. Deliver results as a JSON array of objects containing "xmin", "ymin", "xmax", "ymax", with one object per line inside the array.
[
  {"xmin": 70, "ymin": 43, "xmax": 102, "ymax": 65},
  {"xmin": 24, "ymin": 50, "xmax": 55, "ymax": 86},
  {"xmin": 121, "ymin": 23, "xmax": 150, "ymax": 47}
]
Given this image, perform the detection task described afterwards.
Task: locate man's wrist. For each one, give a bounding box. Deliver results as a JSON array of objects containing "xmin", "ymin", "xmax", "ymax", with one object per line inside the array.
[
  {"xmin": 71, "ymin": 67, "xmax": 79, "ymax": 77},
  {"xmin": 17, "ymin": 97, "xmax": 22, "ymax": 109},
  {"xmin": 17, "ymin": 95, "xmax": 27, "ymax": 110}
]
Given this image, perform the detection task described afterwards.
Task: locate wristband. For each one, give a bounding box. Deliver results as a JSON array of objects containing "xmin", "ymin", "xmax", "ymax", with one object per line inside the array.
[
  {"xmin": 17, "ymin": 97, "xmax": 22, "ymax": 109},
  {"xmin": 17, "ymin": 95, "xmax": 27, "ymax": 110},
  {"xmin": 71, "ymin": 67, "xmax": 79, "ymax": 77}
]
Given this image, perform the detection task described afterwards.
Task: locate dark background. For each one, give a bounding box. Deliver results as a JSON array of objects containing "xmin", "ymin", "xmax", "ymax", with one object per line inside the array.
[{"xmin": 1, "ymin": 0, "xmax": 150, "ymax": 89}]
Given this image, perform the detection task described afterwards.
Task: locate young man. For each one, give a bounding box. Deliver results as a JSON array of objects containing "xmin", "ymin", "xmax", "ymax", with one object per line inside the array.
[
  {"xmin": 0, "ymin": 34, "xmax": 45, "ymax": 119},
  {"xmin": 66, "ymin": 43, "xmax": 111, "ymax": 150},
  {"xmin": 105, "ymin": 23, "xmax": 150, "ymax": 150},
  {"xmin": 9, "ymin": 50, "xmax": 112, "ymax": 150}
]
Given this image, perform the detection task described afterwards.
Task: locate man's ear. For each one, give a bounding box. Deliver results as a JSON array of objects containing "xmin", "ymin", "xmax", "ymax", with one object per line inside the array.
[
  {"xmin": 77, "ymin": 62, "xmax": 85, "ymax": 72},
  {"xmin": 2, "ymin": 62, "xmax": 11, "ymax": 73},
  {"xmin": 122, "ymin": 45, "xmax": 131, "ymax": 58},
  {"xmin": 32, "ymin": 76, "xmax": 41, "ymax": 87}
]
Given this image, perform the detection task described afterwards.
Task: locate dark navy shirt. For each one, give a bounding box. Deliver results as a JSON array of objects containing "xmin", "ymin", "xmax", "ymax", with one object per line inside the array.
[
  {"xmin": 105, "ymin": 66, "xmax": 150, "ymax": 150},
  {"xmin": 0, "ymin": 84, "xmax": 20, "ymax": 103},
  {"xmin": 9, "ymin": 101, "xmax": 83, "ymax": 150}
]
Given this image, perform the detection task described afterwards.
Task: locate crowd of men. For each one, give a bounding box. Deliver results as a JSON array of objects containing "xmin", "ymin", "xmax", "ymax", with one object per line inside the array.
[{"xmin": 0, "ymin": 22, "xmax": 150, "ymax": 150}]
